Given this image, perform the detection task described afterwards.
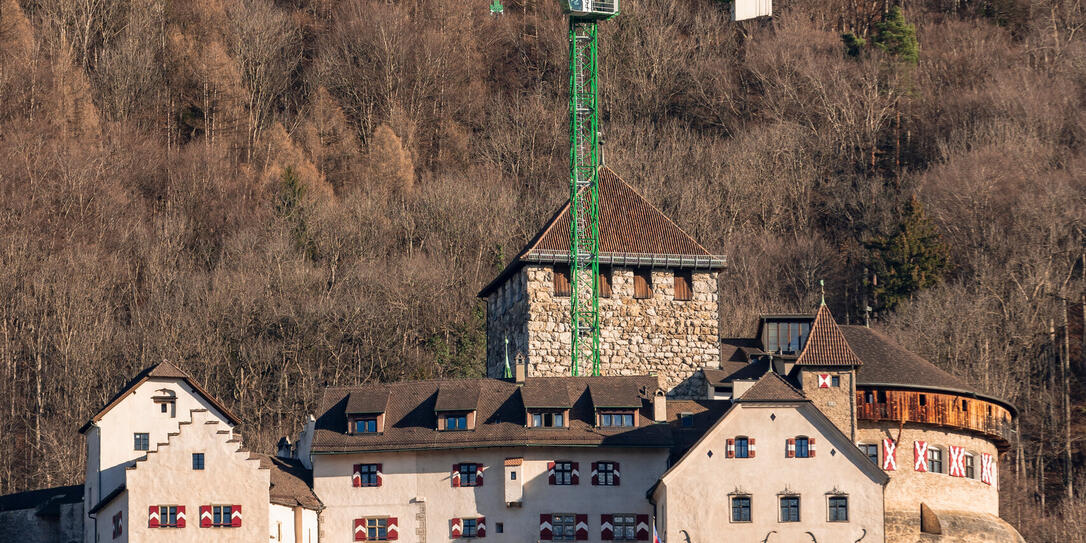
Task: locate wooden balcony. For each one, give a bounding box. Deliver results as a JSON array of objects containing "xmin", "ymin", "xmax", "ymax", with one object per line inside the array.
[{"xmin": 856, "ymin": 388, "xmax": 1014, "ymax": 449}]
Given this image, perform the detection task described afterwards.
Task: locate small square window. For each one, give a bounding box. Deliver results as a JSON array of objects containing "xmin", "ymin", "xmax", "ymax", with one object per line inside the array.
[
  {"xmin": 358, "ymin": 464, "xmax": 379, "ymax": 486},
  {"xmin": 612, "ymin": 514, "xmax": 636, "ymax": 540},
  {"xmin": 553, "ymin": 462, "xmax": 574, "ymax": 485},
  {"xmin": 463, "ymin": 518, "xmax": 478, "ymax": 538},
  {"xmin": 779, "ymin": 496, "xmax": 800, "ymax": 522},
  {"xmin": 160, "ymin": 403, "xmax": 168, "ymax": 413},
  {"xmin": 831, "ymin": 376, "xmax": 840, "ymax": 387},
  {"xmin": 829, "ymin": 496, "xmax": 849, "ymax": 522},
  {"xmin": 597, "ymin": 462, "xmax": 617, "ymax": 486},
  {"xmin": 551, "ymin": 514, "xmax": 576, "ymax": 541},
  {"xmin": 192, "ymin": 453, "xmax": 204, "ymax": 470},
  {"xmin": 366, "ymin": 518, "xmax": 388, "ymax": 540},
  {"xmin": 459, "ymin": 463, "xmax": 479, "ymax": 486},
  {"xmin": 354, "ymin": 418, "xmax": 378, "ymax": 434},
  {"xmin": 731, "ymin": 496, "xmax": 752, "ymax": 522},
  {"xmin": 859, "ymin": 444, "xmax": 878, "ymax": 466},
  {"xmin": 496, "ymin": 522, "xmax": 504, "ymax": 534},
  {"xmin": 134, "ymin": 433, "xmax": 150, "ymax": 451}
]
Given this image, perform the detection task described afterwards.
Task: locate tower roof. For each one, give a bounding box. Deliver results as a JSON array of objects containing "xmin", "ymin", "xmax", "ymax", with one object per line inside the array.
[
  {"xmin": 479, "ymin": 167, "xmax": 724, "ymax": 297},
  {"xmin": 794, "ymin": 305, "xmax": 864, "ymax": 367}
]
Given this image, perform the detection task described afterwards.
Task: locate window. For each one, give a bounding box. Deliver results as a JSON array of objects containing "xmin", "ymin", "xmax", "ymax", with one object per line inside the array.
[
  {"xmin": 928, "ymin": 447, "xmax": 943, "ymax": 473},
  {"xmin": 731, "ymin": 496, "xmax": 752, "ymax": 522},
  {"xmin": 674, "ymin": 270, "xmax": 692, "ymax": 301},
  {"xmin": 496, "ymin": 522, "xmax": 504, "ymax": 534},
  {"xmin": 358, "ymin": 464, "xmax": 379, "ymax": 486},
  {"xmin": 964, "ymin": 454, "xmax": 975, "ymax": 478},
  {"xmin": 961, "ymin": 400, "xmax": 969, "ymax": 411},
  {"xmin": 633, "ymin": 269, "xmax": 653, "ymax": 299},
  {"xmin": 510, "ymin": 471, "xmax": 516, "ymax": 480},
  {"xmin": 680, "ymin": 413, "xmax": 694, "ymax": 427},
  {"xmin": 552, "ymin": 514, "xmax": 576, "ymax": 541},
  {"xmin": 554, "ymin": 265, "xmax": 571, "ymax": 297},
  {"xmin": 864, "ymin": 391, "xmax": 875, "ymax": 404},
  {"xmin": 532, "ymin": 412, "xmax": 565, "ymax": 428},
  {"xmin": 796, "ymin": 436, "xmax": 810, "ymax": 458},
  {"xmin": 554, "ymin": 462, "xmax": 574, "ymax": 485},
  {"xmin": 600, "ymin": 412, "xmax": 635, "ymax": 427},
  {"xmin": 831, "ymin": 375, "xmax": 841, "ymax": 387},
  {"xmin": 160, "ymin": 403, "xmax": 168, "ymax": 413},
  {"xmin": 212, "ymin": 505, "xmax": 234, "ymax": 527},
  {"xmin": 859, "ymin": 444, "xmax": 879, "ymax": 466},
  {"xmin": 463, "ymin": 518, "xmax": 478, "ymax": 538},
  {"xmin": 445, "ymin": 414, "xmax": 468, "ymax": 430},
  {"xmin": 613, "ymin": 514, "xmax": 636, "ymax": 540},
  {"xmin": 158, "ymin": 506, "xmax": 179, "ymax": 527},
  {"xmin": 365, "ymin": 518, "xmax": 388, "ymax": 540},
  {"xmin": 192, "ymin": 453, "xmax": 204, "ymax": 470},
  {"xmin": 112, "ymin": 511, "xmax": 123, "ymax": 538},
  {"xmin": 919, "ymin": 394, "xmax": 927, "ymax": 406},
  {"xmin": 877, "ymin": 390, "xmax": 887, "ymax": 403},
  {"xmin": 354, "ymin": 418, "xmax": 377, "ymax": 434},
  {"xmin": 459, "ymin": 463, "xmax": 479, "ymax": 486},
  {"xmin": 134, "ymin": 433, "xmax": 149, "ymax": 451},
  {"xmin": 598, "ymin": 267, "xmax": 612, "ymax": 298},
  {"xmin": 779, "ymin": 496, "xmax": 800, "ymax": 522},
  {"xmin": 764, "ymin": 320, "xmax": 811, "ymax": 354},
  {"xmin": 829, "ymin": 496, "xmax": 849, "ymax": 522},
  {"xmin": 597, "ymin": 462, "xmax": 617, "ymax": 486},
  {"xmin": 735, "ymin": 437, "xmax": 750, "ymax": 458}
]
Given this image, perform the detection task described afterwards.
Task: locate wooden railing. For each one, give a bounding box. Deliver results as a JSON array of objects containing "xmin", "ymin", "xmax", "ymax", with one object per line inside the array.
[{"xmin": 856, "ymin": 389, "xmax": 1014, "ymax": 447}]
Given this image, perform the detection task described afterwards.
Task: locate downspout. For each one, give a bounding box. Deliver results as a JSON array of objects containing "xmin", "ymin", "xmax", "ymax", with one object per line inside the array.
[{"xmin": 294, "ymin": 506, "xmax": 303, "ymax": 543}]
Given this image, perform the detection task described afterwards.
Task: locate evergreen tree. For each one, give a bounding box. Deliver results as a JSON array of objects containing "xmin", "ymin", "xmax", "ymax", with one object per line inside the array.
[
  {"xmin": 872, "ymin": 6, "xmax": 919, "ymax": 65},
  {"xmin": 865, "ymin": 197, "xmax": 948, "ymax": 311}
]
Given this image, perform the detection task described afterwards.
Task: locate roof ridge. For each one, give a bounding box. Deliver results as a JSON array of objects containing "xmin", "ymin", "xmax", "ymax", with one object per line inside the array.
[
  {"xmin": 599, "ymin": 167, "xmax": 715, "ymax": 257},
  {"xmin": 737, "ymin": 371, "xmax": 807, "ymax": 402}
]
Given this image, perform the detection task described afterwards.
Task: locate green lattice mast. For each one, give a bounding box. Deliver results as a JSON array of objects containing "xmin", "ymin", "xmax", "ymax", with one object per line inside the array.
[{"xmin": 563, "ymin": 0, "xmax": 617, "ymax": 376}]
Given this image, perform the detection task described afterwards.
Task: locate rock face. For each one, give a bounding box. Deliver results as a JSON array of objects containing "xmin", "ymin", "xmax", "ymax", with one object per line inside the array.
[{"xmin": 486, "ymin": 264, "xmax": 719, "ymax": 398}]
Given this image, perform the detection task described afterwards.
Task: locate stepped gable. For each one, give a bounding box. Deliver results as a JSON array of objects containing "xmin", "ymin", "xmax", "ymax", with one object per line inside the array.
[
  {"xmin": 795, "ymin": 305, "xmax": 864, "ymax": 367},
  {"xmin": 736, "ymin": 372, "xmax": 807, "ymax": 402},
  {"xmin": 312, "ymin": 376, "xmax": 671, "ymax": 453},
  {"xmin": 479, "ymin": 167, "xmax": 723, "ymax": 297}
]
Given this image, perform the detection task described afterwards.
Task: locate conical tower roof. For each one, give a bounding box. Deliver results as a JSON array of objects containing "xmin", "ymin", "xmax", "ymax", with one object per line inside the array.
[{"xmin": 795, "ymin": 305, "xmax": 864, "ymax": 367}]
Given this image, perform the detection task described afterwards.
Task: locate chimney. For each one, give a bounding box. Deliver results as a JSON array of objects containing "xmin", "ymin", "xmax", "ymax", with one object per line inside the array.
[
  {"xmin": 514, "ymin": 352, "xmax": 527, "ymax": 384},
  {"xmin": 276, "ymin": 436, "xmax": 292, "ymax": 459},
  {"xmin": 653, "ymin": 389, "xmax": 667, "ymax": 423}
]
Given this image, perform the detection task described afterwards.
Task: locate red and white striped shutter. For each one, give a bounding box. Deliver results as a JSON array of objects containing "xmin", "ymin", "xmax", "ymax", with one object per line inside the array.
[
  {"xmin": 230, "ymin": 505, "xmax": 242, "ymax": 527},
  {"xmin": 148, "ymin": 506, "xmax": 160, "ymax": 528},
  {"xmin": 635, "ymin": 514, "xmax": 650, "ymax": 541},
  {"xmin": 452, "ymin": 464, "xmax": 461, "ymax": 487},
  {"xmin": 548, "ymin": 462, "xmax": 556, "ymax": 485},
  {"xmin": 591, "ymin": 462, "xmax": 599, "ymax": 485},
  {"xmin": 450, "ymin": 518, "xmax": 463, "ymax": 538},
  {"xmin": 818, "ymin": 374, "xmax": 831, "ymax": 388},
  {"xmin": 726, "ymin": 439, "xmax": 735, "ymax": 458},
  {"xmin": 476, "ymin": 464, "xmax": 485, "ymax": 486},
  {"xmin": 948, "ymin": 446, "xmax": 962, "ymax": 477},
  {"xmin": 600, "ymin": 514, "xmax": 614, "ymax": 540},
  {"xmin": 540, "ymin": 514, "xmax": 553, "ymax": 540},
  {"xmin": 981, "ymin": 453, "xmax": 994, "ymax": 485},
  {"xmin": 613, "ymin": 462, "xmax": 621, "ymax": 486},
  {"xmin": 809, "ymin": 437, "xmax": 817, "ymax": 457},
  {"xmin": 353, "ymin": 464, "xmax": 362, "ymax": 487},
  {"xmin": 354, "ymin": 518, "xmax": 367, "ymax": 541},
  {"xmin": 376, "ymin": 463, "xmax": 383, "ymax": 486},
  {"xmin": 476, "ymin": 517, "xmax": 486, "ymax": 538},
  {"xmin": 749, "ymin": 438, "xmax": 756, "ymax": 458},
  {"xmin": 387, "ymin": 517, "xmax": 399, "ymax": 540},
  {"xmin": 176, "ymin": 505, "xmax": 186, "ymax": 528},
  {"xmin": 883, "ymin": 438, "xmax": 897, "ymax": 470},
  {"xmin": 914, "ymin": 441, "xmax": 928, "ymax": 472},
  {"xmin": 571, "ymin": 462, "xmax": 580, "ymax": 485},
  {"xmin": 199, "ymin": 505, "xmax": 212, "ymax": 528},
  {"xmin": 787, "ymin": 438, "xmax": 796, "ymax": 458},
  {"xmin": 575, "ymin": 514, "xmax": 589, "ymax": 540}
]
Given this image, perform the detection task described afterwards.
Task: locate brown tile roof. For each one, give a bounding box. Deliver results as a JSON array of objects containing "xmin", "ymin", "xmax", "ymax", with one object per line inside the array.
[
  {"xmin": 520, "ymin": 380, "xmax": 572, "ymax": 408},
  {"xmin": 79, "ymin": 361, "xmax": 240, "ymax": 433},
  {"xmin": 346, "ymin": 389, "xmax": 390, "ymax": 414},
  {"xmin": 737, "ymin": 372, "xmax": 807, "ymax": 402},
  {"xmin": 258, "ymin": 455, "xmax": 322, "ymax": 510},
  {"xmin": 665, "ymin": 399, "xmax": 733, "ymax": 463},
  {"xmin": 435, "ymin": 383, "xmax": 479, "ymax": 412},
  {"xmin": 589, "ymin": 381, "xmax": 643, "ymax": 408},
  {"xmin": 504, "ymin": 457, "xmax": 523, "ymax": 466},
  {"xmin": 795, "ymin": 305, "xmax": 864, "ymax": 367},
  {"xmin": 311, "ymin": 376, "xmax": 670, "ymax": 453},
  {"xmin": 720, "ymin": 338, "xmax": 764, "ymax": 364},
  {"xmin": 479, "ymin": 168, "xmax": 723, "ymax": 297}
]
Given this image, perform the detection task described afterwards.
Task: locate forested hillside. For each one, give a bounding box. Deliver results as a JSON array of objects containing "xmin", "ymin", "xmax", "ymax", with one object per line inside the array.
[{"xmin": 0, "ymin": 0, "xmax": 1083, "ymax": 538}]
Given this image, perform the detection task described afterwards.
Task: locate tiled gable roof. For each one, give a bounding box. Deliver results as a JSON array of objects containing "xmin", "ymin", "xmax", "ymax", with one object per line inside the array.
[
  {"xmin": 737, "ymin": 372, "xmax": 807, "ymax": 402},
  {"xmin": 479, "ymin": 168, "xmax": 723, "ymax": 297},
  {"xmin": 260, "ymin": 455, "xmax": 322, "ymax": 510},
  {"xmin": 794, "ymin": 305, "xmax": 864, "ymax": 367}
]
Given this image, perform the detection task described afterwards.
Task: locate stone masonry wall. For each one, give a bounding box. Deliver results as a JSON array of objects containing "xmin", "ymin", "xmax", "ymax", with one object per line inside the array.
[
  {"xmin": 487, "ymin": 264, "xmax": 719, "ymax": 397},
  {"xmin": 798, "ymin": 368, "xmax": 857, "ymax": 439}
]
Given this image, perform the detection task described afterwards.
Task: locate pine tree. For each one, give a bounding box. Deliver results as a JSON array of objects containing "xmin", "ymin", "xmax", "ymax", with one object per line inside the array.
[
  {"xmin": 872, "ymin": 6, "xmax": 919, "ymax": 65},
  {"xmin": 865, "ymin": 197, "xmax": 948, "ymax": 311}
]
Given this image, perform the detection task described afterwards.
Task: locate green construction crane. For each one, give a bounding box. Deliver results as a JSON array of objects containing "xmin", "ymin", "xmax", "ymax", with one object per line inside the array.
[{"xmin": 561, "ymin": 0, "xmax": 618, "ymax": 377}]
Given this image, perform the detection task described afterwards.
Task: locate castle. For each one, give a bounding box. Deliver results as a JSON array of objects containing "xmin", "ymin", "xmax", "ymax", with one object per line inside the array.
[{"xmin": 0, "ymin": 167, "xmax": 1023, "ymax": 543}]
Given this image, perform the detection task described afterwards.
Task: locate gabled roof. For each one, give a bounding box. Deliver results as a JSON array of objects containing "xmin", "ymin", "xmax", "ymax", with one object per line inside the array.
[
  {"xmin": 794, "ymin": 305, "xmax": 864, "ymax": 367},
  {"xmin": 588, "ymin": 380, "xmax": 643, "ymax": 408},
  {"xmin": 737, "ymin": 372, "xmax": 807, "ymax": 402},
  {"xmin": 260, "ymin": 455, "xmax": 323, "ymax": 510},
  {"xmin": 479, "ymin": 168, "xmax": 724, "ymax": 297},
  {"xmin": 435, "ymin": 383, "xmax": 480, "ymax": 412},
  {"xmin": 521, "ymin": 380, "xmax": 572, "ymax": 408},
  {"xmin": 346, "ymin": 389, "xmax": 391, "ymax": 414},
  {"xmin": 79, "ymin": 361, "xmax": 240, "ymax": 433}
]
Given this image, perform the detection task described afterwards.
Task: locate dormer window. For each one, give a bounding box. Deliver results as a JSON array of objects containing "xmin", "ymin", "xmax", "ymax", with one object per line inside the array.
[
  {"xmin": 762, "ymin": 318, "xmax": 812, "ymax": 355},
  {"xmin": 436, "ymin": 384, "xmax": 479, "ymax": 431},
  {"xmin": 345, "ymin": 390, "xmax": 389, "ymax": 435},
  {"xmin": 521, "ymin": 380, "xmax": 572, "ymax": 429},
  {"xmin": 354, "ymin": 418, "xmax": 378, "ymax": 433},
  {"xmin": 531, "ymin": 411, "xmax": 565, "ymax": 428},
  {"xmin": 439, "ymin": 412, "xmax": 474, "ymax": 431},
  {"xmin": 598, "ymin": 411, "xmax": 635, "ymax": 428}
]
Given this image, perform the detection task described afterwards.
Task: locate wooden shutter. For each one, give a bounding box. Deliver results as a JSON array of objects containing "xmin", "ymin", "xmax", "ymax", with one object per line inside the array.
[
  {"xmin": 387, "ymin": 517, "xmax": 399, "ymax": 540},
  {"xmin": 476, "ymin": 517, "xmax": 486, "ymax": 538},
  {"xmin": 452, "ymin": 464, "xmax": 460, "ymax": 487},
  {"xmin": 635, "ymin": 514, "xmax": 650, "ymax": 541},
  {"xmin": 787, "ymin": 438, "xmax": 795, "ymax": 458},
  {"xmin": 554, "ymin": 266, "xmax": 571, "ymax": 297},
  {"xmin": 548, "ymin": 461, "xmax": 556, "ymax": 485},
  {"xmin": 575, "ymin": 514, "xmax": 589, "ymax": 540},
  {"xmin": 540, "ymin": 514, "xmax": 553, "ymax": 540},
  {"xmin": 230, "ymin": 505, "xmax": 241, "ymax": 527},
  {"xmin": 749, "ymin": 438, "xmax": 756, "ymax": 458},
  {"xmin": 376, "ymin": 463, "xmax": 383, "ymax": 486},
  {"xmin": 600, "ymin": 514, "xmax": 614, "ymax": 540},
  {"xmin": 591, "ymin": 462, "xmax": 599, "ymax": 485},
  {"xmin": 476, "ymin": 464, "xmax": 484, "ymax": 486},
  {"xmin": 451, "ymin": 518, "xmax": 463, "ymax": 538},
  {"xmin": 571, "ymin": 461, "xmax": 580, "ymax": 485},
  {"xmin": 199, "ymin": 505, "xmax": 211, "ymax": 528},
  {"xmin": 883, "ymin": 438, "xmax": 897, "ymax": 471},
  {"xmin": 354, "ymin": 518, "xmax": 367, "ymax": 541},
  {"xmin": 634, "ymin": 269, "xmax": 652, "ymax": 299},
  {"xmin": 598, "ymin": 268, "xmax": 612, "ymax": 298},
  {"xmin": 914, "ymin": 441, "xmax": 928, "ymax": 472},
  {"xmin": 176, "ymin": 505, "xmax": 186, "ymax": 528},
  {"xmin": 809, "ymin": 437, "xmax": 816, "ymax": 457},
  {"xmin": 148, "ymin": 506, "xmax": 160, "ymax": 528},
  {"xmin": 613, "ymin": 462, "xmax": 621, "ymax": 486},
  {"xmin": 352, "ymin": 464, "xmax": 362, "ymax": 487},
  {"xmin": 726, "ymin": 438, "xmax": 735, "ymax": 458},
  {"xmin": 674, "ymin": 271, "xmax": 692, "ymax": 300}
]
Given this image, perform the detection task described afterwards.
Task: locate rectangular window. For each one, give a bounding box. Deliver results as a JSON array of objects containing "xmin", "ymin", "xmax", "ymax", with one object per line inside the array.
[
  {"xmin": 554, "ymin": 462, "xmax": 574, "ymax": 485},
  {"xmin": 831, "ymin": 375, "xmax": 841, "ymax": 387},
  {"xmin": 928, "ymin": 448, "xmax": 943, "ymax": 473},
  {"xmin": 358, "ymin": 464, "xmax": 379, "ymax": 486},
  {"xmin": 965, "ymin": 454, "xmax": 975, "ymax": 478},
  {"xmin": 597, "ymin": 462, "xmax": 616, "ymax": 486},
  {"xmin": 735, "ymin": 437, "xmax": 750, "ymax": 458},
  {"xmin": 445, "ymin": 414, "xmax": 468, "ymax": 430},
  {"xmin": 158, "ymin": 506, "xmax": 179, "ymax": 528},
  {"xmin": 532, "ymin": 412, "xmax": 565, "ymax": 428},
  {"xmin": 192, "ymin": 453, "xmax": 204, "ymax": 470},
  {"xmin": 795, "ymin": 437, "xmax": 810, "ymax": 458},
  {"xmin": 731, "ymin": 496, "xmax": 752, "ymax": 522},
  {"xmin": 860, "ymin": 444, "xmax": 879, "ymax": 466},
  {"xmin": 160, "ymin": 403, "xmax": 168, "ymax": 413},
  {"xmin": 354, "ymin": 418, "xmax": 377, "ymax": 434},
  {"xmin": 779, "ymin": 497, "xmax": 800, "ymax": 522},
  {"xmin": 463, "ymin": 518, "xmax": 478, "ymax": 538},
  {"xmin": 552, "ymin": 514, "xmax": 576, "ymax": 541},
  {"xmin": 674, "ymin": 270, "xmax": 692, "ymax": 301},
  {"xmin": 554, "ymin": 265, "xmax": 571, "ymax": 297},
  {"xmin": 613, "ymin": 514, "xmax": 636, "ymax": 540},
  {"xmin": 134, "ymin": 433, "xmax": 149, "ymax": 451},
  {"xmin": 459, "ymin": 463, "xmax": 479, "ymax": 486},
  {"xmin": 829, "ymin": 496, "xmax": 849, "ymax": 522},
  {"xmin": 633, "ymin": 269, "xmax": 653, "ymax": 299},
  {"xmin": 366, "ymin": 518, "xmax": 388, "ymax": 541},
  {"xmin": 496, "ymin": 522, "xmax": 504, "ymax": 534},
  {"xmin": 212, "ymin": 505, "xmax": 234, "ymax": 527},
  {"xmin": 598, "ymin": 267, "xmax": 612, "ymax": 298},
  {"xmin": 599, "ymin": 412, "xmax": 635, "ymax": 427},
  {"xmin": 765, "ymin": 321, "xmax": 811, "ymax": 353},
  {"xmin": 864, "ymin": 391, "xmax": 875, "ymax": 404}
]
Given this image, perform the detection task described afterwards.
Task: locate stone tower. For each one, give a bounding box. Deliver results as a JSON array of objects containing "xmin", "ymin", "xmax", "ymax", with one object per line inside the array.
[
  {"xmin": 792, "ymin": 304, "xmax": 863, "ymax": 440},
  {"xmin": 479, "ymin": 167, "xmax": 724, "ymax": 397}
]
